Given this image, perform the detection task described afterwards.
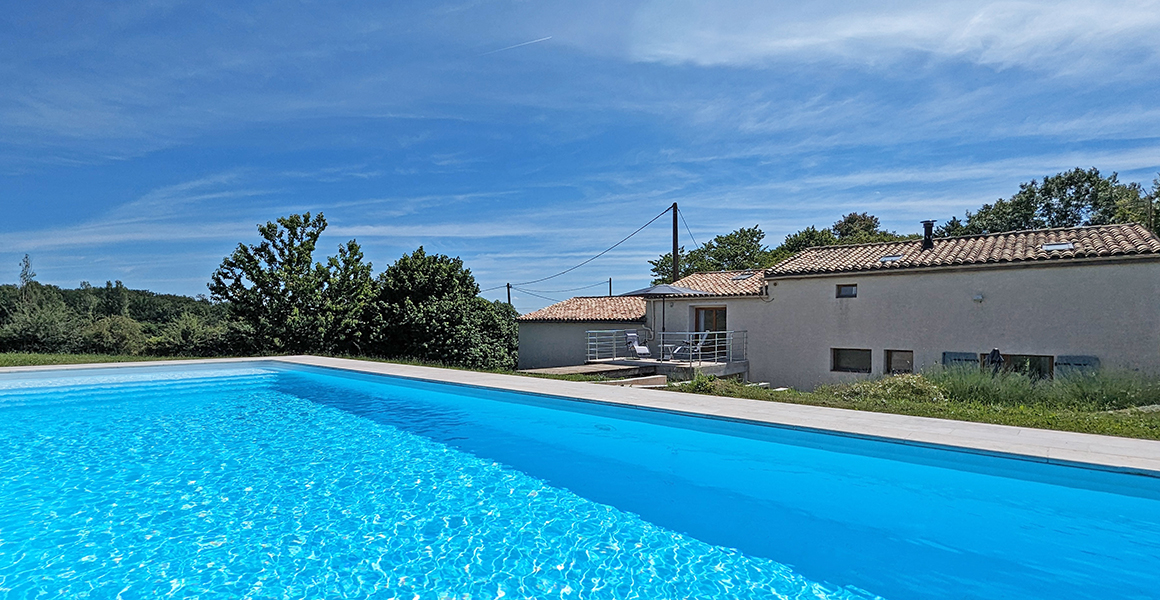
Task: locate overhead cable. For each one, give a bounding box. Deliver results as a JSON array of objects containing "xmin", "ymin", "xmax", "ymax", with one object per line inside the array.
[{"xmin": 510, "ymin": 206, "xmax": 672, "ymax": 286}]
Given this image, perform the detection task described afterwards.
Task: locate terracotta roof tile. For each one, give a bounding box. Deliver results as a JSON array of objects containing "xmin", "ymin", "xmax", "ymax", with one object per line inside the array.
[
  {"xmin": 517, "ymin": 270, "xmax": 765, "ymax": 322},
  {"xmin": 766, "ymin": 224, "xmax": 1160, "ymax": 278},
  {"xmin": 670, "ymin": 270, "xmax": 765, "ymax": 297},
  {"xmin": 516, "ymin": 296, "xmax": 647, "ymax": 322}
]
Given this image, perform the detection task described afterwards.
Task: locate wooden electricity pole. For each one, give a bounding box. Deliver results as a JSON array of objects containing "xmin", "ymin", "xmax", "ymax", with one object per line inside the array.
[{"xmin": 671, "ymin": 202, "xmax": 679, "ymax": 283}]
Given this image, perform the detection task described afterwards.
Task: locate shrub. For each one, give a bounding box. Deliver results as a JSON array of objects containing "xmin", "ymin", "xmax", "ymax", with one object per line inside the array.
[
  {"xmin": 81, "ymin": 315, "xmax": 145, "ymax": 355},
  {"xmin": 144, "ymin": 313, "xmax": 253, "ymax": 357},
  {"xmin": 680, "ymin": 372, "xmax": 719, "ymax": 394},
  {"xmin": 820, "ymin": 373, "xmax": 946, "ymax": 404},
  {"xmin": 0, "ymin": 292, "xmax": 82, "ymax": 353}
]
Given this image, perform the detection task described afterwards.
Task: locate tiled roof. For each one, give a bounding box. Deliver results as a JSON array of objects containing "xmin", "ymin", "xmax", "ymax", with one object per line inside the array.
[
  {"xmin": 517, "ymin": 270, "xmax": 766, "ymax": 322},
  {"xmin": 670, "ymin": 270, "xmax": 765, "ymax": 297},
  {"xmin": 516, "ymin": 296, "xmax": 647, "ymax": 322},
  {"xmin": 766, "ymin": 224, "xmax": 1160, "ymax": 278}
]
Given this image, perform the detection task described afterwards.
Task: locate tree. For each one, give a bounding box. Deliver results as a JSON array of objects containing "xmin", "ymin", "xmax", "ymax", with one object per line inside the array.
[
  {"xmin": 934, "ymin": 216, "xmax": 968, "ymax": 237},
  {"xmin": 0, "ymin": 283, "xmax": 82, "ymax": 353},
  {"xmin": 18, "ymin": 255, "xmax": 35, "ymax": 302},
  {"xmin": 952, "ymin": 168, "xmax": 1145, "ymax": 235},
  {"xmin": 319, "ymin": 240, "xmax": 375, "ymax": 355},
  {"xmin": 649, "ymin": 226, "xmax": 777, "ymax": 284},
  {"xmin": 208, "ymin": 212, "xmax": 373, "ymax": 354},
  {"xmin": 365, "ymin": 247, "xmax": 517, "ymax": 370},
  {"xmin": 829, "ymin": 213, "xmax": 915, "ymax": 244},
  {"xmin": 777, "ymin": 226, "xmax": 838, "ymax": 254},
  {"xmin": 831, "ymin": 212, "xmax": 880, "ymax": 240},
  {"xmin": 648, "ymin": 216, "xmax": 915, "ymax": 282}
]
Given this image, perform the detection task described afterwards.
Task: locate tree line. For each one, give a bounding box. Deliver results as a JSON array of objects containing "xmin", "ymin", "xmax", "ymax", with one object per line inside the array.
[
  {"xmin": 1, "ymin": 214, "xmax": 518, "ymax": 370},
  {"xmin": 651, "ymin": 167, "xmax": 1160, "ymax": 283}
]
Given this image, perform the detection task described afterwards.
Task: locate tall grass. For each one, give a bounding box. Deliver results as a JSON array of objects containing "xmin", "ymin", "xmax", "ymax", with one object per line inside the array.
[
  {"xmin": 925, "ymin": 367, "xmax": 1160, "ymax": 410},
  {"xmin": 668, "ymin": 368, "xmax": 1160, "ymax": 439}
]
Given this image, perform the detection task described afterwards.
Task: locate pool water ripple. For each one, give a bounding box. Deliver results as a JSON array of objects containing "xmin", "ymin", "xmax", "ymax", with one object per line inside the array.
[{"xmin": 0, "ymin": 370, "xmax": 875, "ymax": 599}]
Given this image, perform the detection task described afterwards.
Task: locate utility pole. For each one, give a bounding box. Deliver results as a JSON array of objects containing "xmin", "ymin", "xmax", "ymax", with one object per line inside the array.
[
  {"xmin": 506, "ymin": 283, "xmax": 512, "ymax": 305},
  {"xmin": 608, "ymin": 277, "xmax": 612, "ymax": 297},
  {"xmin": 671, "ymin": 202, "xmax": 679, "ymax": 283}
]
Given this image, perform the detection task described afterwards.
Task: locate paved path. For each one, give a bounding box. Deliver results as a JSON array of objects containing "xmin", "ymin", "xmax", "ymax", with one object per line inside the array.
[{"xmin": 4, "ymin": 355, "xmax": 1159, "ymax": 476}]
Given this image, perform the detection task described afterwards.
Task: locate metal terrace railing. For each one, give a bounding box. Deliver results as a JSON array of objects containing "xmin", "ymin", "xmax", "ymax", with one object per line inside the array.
[
  {"xmin": 585, "ymin": 329, "xmax": 632, "ymax": 361},
  {"xmin": 586, "ymin": 329, "xmax": 747, "ymax": 365}
]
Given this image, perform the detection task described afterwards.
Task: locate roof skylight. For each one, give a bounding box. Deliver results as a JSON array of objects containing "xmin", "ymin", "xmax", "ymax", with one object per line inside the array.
[
  {"xmin": 731, "ymin": 271, "xmax": 756, "ymax": 280},
  {"xmin": 1041, "ymin": 242, "xmax": 1075, "ymax": 252},
  {"xmin": 879, "ymin": 255, "xmax": 903, "ymax": 263}
]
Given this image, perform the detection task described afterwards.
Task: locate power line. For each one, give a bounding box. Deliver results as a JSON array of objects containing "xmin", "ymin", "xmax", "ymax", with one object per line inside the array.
[
  {"xmin": 518, "ymin": 280, "xmax": 609, "ymax": 294},
  {"xmin": 678, "ymin": 207, "xmax": 701, "ymax": 251},
  {"xmin": 512, "ymin": 287, "xmax": 562, "ymax": 303},
  {"xmin": 479, "ymin": 284, "xmax": 507, "ymax": 293},
  {"xmin": 511, "ymin": 206, "xmax": 672, "ymax": 286}
]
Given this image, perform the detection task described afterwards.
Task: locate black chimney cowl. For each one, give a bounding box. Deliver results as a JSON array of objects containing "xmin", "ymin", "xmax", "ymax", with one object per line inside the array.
[{"xmin": 921, "ymin": 220, "xmax": 936, "ymax": 250}]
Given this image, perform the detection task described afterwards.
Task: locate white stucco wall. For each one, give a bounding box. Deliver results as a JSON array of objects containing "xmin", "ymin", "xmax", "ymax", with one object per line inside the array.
[
  {"xmin": 751, "ymin": 259, "xmax": 1160, "ymax": 390},
  {"xmin": 517, "ymin": 321, "xmax": 644, "ymax": 369}
]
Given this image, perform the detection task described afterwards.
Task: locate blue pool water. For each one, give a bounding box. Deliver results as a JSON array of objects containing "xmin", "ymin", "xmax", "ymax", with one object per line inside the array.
[{"xmin": 0, "ymin": 363, "xmax": 1158, "ymax": 599}]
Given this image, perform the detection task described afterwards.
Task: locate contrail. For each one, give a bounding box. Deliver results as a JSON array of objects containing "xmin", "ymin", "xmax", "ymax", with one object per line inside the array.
[{"xmin": 480, "ymin": 36, "xmax": 552, "ymax": 56}]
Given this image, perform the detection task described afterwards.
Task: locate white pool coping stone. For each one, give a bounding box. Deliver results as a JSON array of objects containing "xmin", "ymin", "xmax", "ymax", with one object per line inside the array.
[{"xmin": 4, "ymin": 355, "xmax": 1160, "ymax": 477}]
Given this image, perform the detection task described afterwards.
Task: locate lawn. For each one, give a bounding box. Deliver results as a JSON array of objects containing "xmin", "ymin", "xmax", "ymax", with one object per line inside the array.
[
  {"xmin": 0, "ymin": 353, "xmax": 189, "ymax": 368},
  {"xmin": 671, "ymin": 370, "xmax": 1160, "ymax": 441}
]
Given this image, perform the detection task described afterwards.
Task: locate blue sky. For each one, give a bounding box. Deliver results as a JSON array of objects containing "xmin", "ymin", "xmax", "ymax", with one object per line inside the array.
[{"xmin": 2, "ymin": 1, "xmax": 1158, "ymax": 313}]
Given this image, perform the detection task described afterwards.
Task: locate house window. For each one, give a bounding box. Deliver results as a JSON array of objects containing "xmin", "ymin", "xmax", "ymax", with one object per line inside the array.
[
  {"xmin": 1055, "ymin": 355, "xmax": 1100, "ymax": 375},
  {"xmin": 836, "ymin": 284, "xmax": 857, "ymax": 298},
  {"xmin": 695, "ymin": 307, "xmax": 727, "ymax": 332},
  {"xmin": 886, "ymin": 350, "xmax": 914, "ymax": 374},
  {"xmin": 942, "ymin": 352, "xmax": 979, "ymax": 366},
  {"xmin": 980, "ymin": 353, "xmax": 1054, "ymax": 379},
  {"xmin": 832, "ymin": 348, "xmax": 872, "ymax": 373}
]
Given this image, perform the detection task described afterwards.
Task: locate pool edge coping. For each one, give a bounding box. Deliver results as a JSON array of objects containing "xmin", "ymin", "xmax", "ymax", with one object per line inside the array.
[{"xmin": 4, "ymin": 355, "xmax": 1160, "ymax": 476}]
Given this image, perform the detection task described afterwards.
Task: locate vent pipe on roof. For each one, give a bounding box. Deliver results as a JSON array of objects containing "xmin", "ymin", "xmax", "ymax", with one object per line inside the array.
[{"xmin": 921, "ymin": 220, "xmax": 936, "ymax": 250}]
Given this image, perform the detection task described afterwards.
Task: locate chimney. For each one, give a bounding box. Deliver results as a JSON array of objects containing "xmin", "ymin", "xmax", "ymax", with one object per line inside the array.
[{"xmin": 921, "ymin": 220, "xmax": 936, "ymax": 250}]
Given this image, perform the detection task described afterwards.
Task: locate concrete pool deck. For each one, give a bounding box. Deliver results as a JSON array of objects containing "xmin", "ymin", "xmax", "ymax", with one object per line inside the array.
[{"xmin": 4, "ymin": 355, "xmax": 1160, "ymax": 476}]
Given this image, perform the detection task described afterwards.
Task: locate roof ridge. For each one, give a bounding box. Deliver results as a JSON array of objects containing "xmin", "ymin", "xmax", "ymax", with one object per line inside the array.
[
  {"xmin": 795, "ymin": 223, "xmax": 1153, "ymax": 252},
  {"xmin": 766, "ymin": 223, "xmax": 1160, "ymax": 278}
]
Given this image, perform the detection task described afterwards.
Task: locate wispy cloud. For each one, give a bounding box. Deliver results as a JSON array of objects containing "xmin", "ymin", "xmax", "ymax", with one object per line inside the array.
[
  {"xmin": 626, "ymin": 1, "xmax": 1160, "ymax": 76},
  {"xmin": 480, "ymin": 36, "xmax": 553, "ymax": 56}
]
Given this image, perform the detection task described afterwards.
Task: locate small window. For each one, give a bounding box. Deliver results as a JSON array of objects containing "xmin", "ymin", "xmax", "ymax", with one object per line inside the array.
[
  {"xmin": 886, "ymin": 350, "xmax": 914, "ymax": 374},
  {"xmin": 1041, "ymin": 242, "xmax": 1074, "ymax": 252},
  {"xmin": 731, "ymin": 271, "xmax": 756, "ymax": 280},
  {"xmin": 880, "ymin": 255, "xmax": 903, "ymax": 263},
  {"xmin": 836, "ymin": 284, "xmax": 857, "ymax": 298},
  {"xmin": 832, "ymin": 348, "xmax": 872, "ymax": 373},
  {"xmin": 942, "ymin": 352, "xmax": 979, "ymax": 366},
  {"xmin": 980, "ymin": 353, "xmax": 1054, "ymax": 379},
  {"xmin": 1055, "ymin": 355, "xmax": 1100, "ymax": 376}
]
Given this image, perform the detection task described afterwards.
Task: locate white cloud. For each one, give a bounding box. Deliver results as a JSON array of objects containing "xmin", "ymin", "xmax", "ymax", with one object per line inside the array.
[{"xmin": 626, "ymin": 0, "xmax": 1160, "ymax": 75}]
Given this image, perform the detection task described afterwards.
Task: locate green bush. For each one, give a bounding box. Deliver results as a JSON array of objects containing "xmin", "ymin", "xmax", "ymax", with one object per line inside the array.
[
  {"xmin": 680, "ymin": 371, "xmax": 719, "ymax": 394},
  {"xmin": 0, "ymin": 291, "xmax": 82, "ymax": 353},
  {"xmin": 144, "ymin": 313, "xmax": 253, "ymax": 357},
  {"xmin": 820, "ymin": 373, "xmax": 946, "ymax": 404},
  {"xmin": 81, "ymin": 315, "xmax": 145, "ymax": 355}
]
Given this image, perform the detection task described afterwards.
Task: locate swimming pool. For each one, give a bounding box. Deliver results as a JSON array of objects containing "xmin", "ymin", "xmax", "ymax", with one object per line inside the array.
[{"xmin": 1, "ymin": 360, "xmax": 1158, "ymax": 599}]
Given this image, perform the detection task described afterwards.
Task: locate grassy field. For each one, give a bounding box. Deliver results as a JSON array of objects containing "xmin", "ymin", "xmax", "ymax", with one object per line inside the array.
[
  {"xmin": 670, "ymin": 369, "xmax": 1160, "ymax": 440},
  {"xmin": 6, "ymin": 352, "xmax": 1160, "ymax": 440},
  {"xmin": 0, "ymin": 353, "xmax": 189, "ymax": 368}
]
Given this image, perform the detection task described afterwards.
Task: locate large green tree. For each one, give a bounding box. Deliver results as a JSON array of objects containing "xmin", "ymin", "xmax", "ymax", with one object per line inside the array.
[
  {"xmin": 208, "ymin": 212, "xmax": 373, "ymax": 354},
  {"xmin": 650, "ymin": 226, "xmax": 778, "ymax": 283},
  {"xmin": 939, "ymin": 167, "xmax": 1150, "ymax": 236},
  {"xmin": 365, "ymin": 247, "xmax": 517, "ymax": 370}
]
